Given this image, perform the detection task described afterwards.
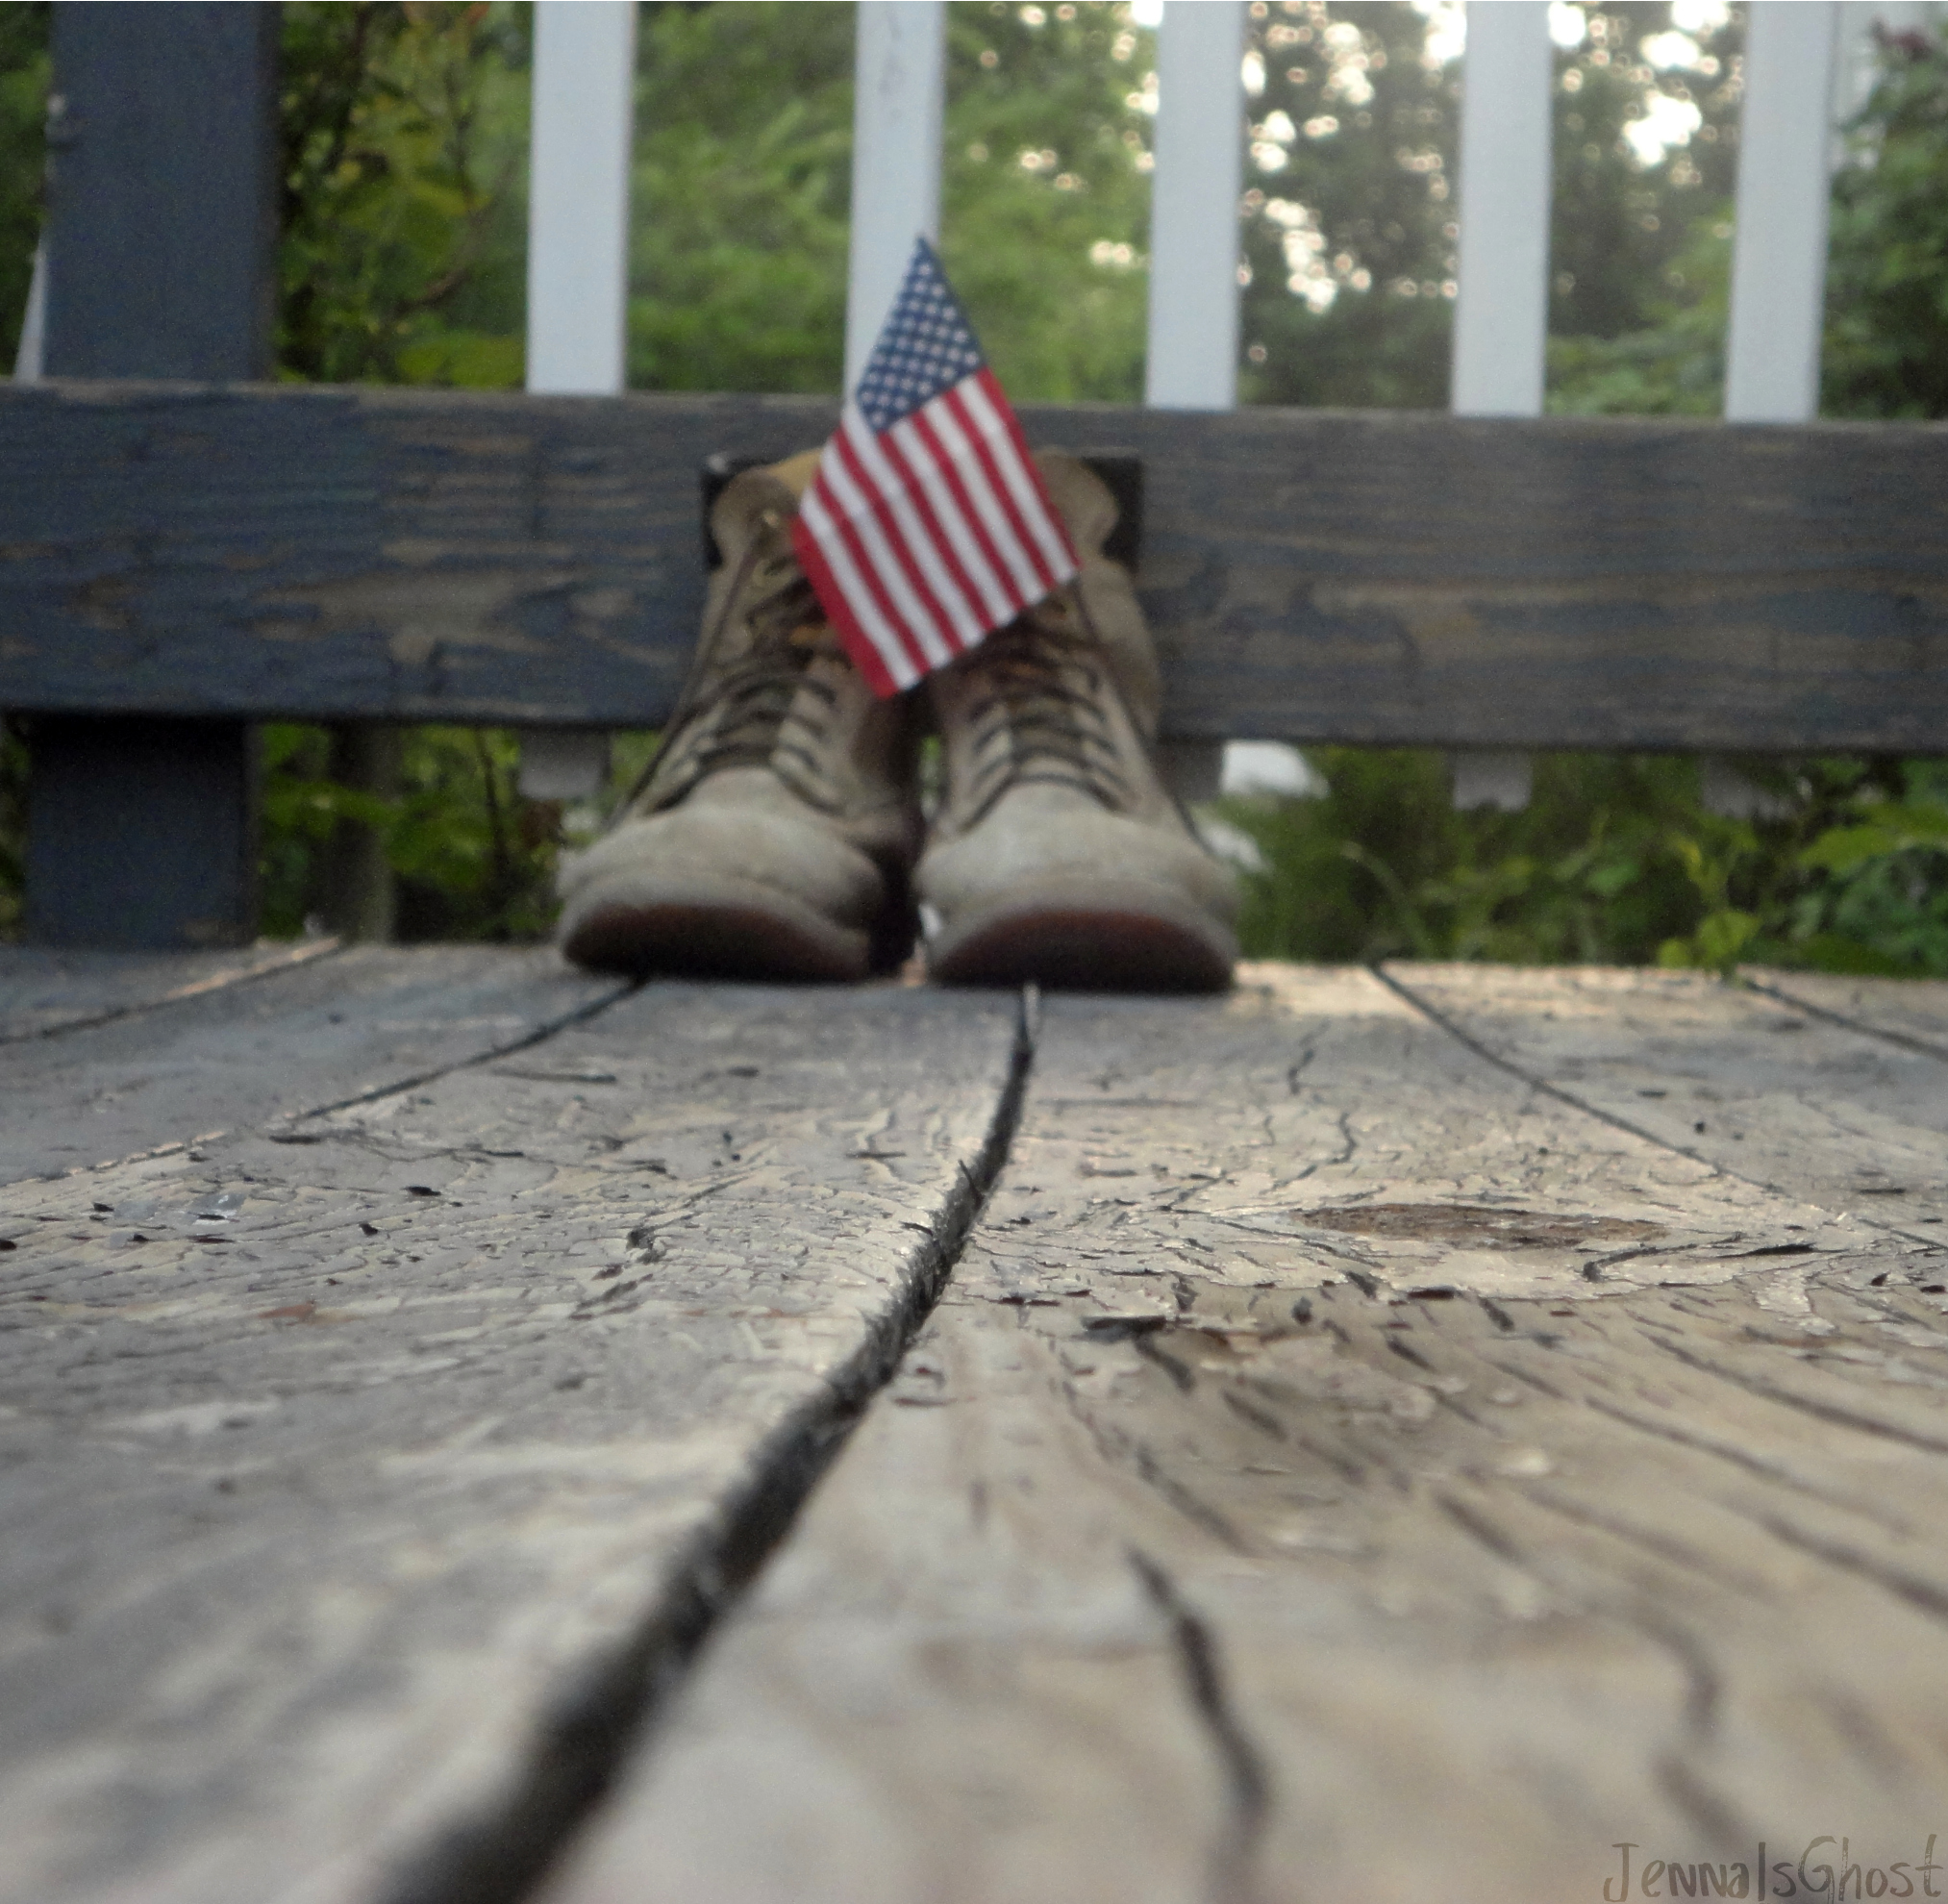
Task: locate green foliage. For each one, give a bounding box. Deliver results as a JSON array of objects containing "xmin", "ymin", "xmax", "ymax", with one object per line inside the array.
[
  {"xmin": 279, "ymin": 1, "xmax": 530, "ymax": 386},
  {"xmin": 1228, "ymin": 751, "xmax": 1732, "ymax": 965},
  {"xmin": 1546, "ymin": 3, "xmax": 1741, "ymax": 341},
  {"xmin": 1546, "ymin": 5, "xmax": 1948, "ymax": 425},
  {"xmin": 261, "ymin": 723, "xmax": 562, "ymax": 940},
  {"xmin": 1224, "ymin": 751, "xmax": 1948, "ymax": 976},
  {"xmin": 941, "ymin": 2, "xmax": 1154, "ymax": 401},
  {"xmin": 626, "ymin": 1, "xmax": 1158, "ymax": 402},
  {"xmin": 628, "ymin": 2, "xmax": 855, "ymax": 393},
  {"xmin": 1546, "ymin": 205, "xmax": 1732, "ymax": 413},
  {"xmin": 1237, "ymin": 1, "xmax": 1461, "ymax": 408},
  {"xmin": 0, "ymin": 1, "xmax": 48, "ymax": 367},
  {"xmin": 1541, "ymin": 4, "xmax": 1744, "ymax": 414},
  {"xmin": 1238, "ymin": 3, "xmax": 1744, "ymax": 411},
  {"xmin": 1824, "ymin": 21, "xmax": 1948, "ymax": 418},
  {"xmin": 1789, "ymin": 763, "xmax": 1948, "ymax": 974}
]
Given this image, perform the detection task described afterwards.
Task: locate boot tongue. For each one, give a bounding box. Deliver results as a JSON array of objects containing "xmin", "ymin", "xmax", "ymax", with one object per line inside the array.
[
  {"xmin": 764, "ymin": 448, "xmax": 821, "ymax": 499},
  {"xmin": 710, "ymin": 467, "xmax": 801, "ymax": 567},
  {"xmin": 1032, "ymin": 451, "xmax": 1118, "ymax": 561},
  {"xmin": 708, "ymin": 446, "xmax": 822, "ymax": 561},
  {"xmin": 1026, "ymin": 453, "xmax": 1161, "ymax": 740}
]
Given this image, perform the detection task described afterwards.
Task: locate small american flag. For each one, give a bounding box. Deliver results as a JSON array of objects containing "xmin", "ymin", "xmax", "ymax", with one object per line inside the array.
[{"xmin": 792, "ymin": 238, "xmax": 1080, "ymax": 697}]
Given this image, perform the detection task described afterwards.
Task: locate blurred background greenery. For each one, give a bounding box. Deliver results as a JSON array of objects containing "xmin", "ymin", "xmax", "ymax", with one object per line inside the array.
[{"xmin": 2, "ymin": 0, "xmax": 1946, "ymax": 972}]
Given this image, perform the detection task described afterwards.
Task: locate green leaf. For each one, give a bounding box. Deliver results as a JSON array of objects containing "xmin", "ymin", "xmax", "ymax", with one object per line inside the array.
[
  {"xmin": 1802, "ymin": 823, "xmax": 1911, "ymax": 873},
  {"xmin": 1792, "ymin": 933, "xmax": 1915, "ymax": 977}
]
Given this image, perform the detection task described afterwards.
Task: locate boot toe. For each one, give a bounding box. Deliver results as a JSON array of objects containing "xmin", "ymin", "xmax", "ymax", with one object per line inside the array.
[
  {"xmin": 558, "ymin": 785, "xmax": 895, "ymax": 981},
  {"xmin": 560, "ymin": 868, "xmax": 872, "ymax": 981},
  {"xmin": 917, "ymin": 787, "xmax": 1239, "ymax": 993}
]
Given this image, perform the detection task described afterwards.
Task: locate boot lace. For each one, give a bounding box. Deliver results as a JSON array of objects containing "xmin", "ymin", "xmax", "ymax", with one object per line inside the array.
[
  {"xmin": 618, "ymin": 516, "xmax": 845, "ymax": 816},
  {"xmin": 954, "ymin": 593, "xmax": 1135, "ymax": 829}
]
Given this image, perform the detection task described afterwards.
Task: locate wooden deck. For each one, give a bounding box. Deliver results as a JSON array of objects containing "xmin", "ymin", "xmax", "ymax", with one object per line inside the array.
[{"xmin": 5, "ymin": 946, "xmax": 1948, "ymax": 1904}]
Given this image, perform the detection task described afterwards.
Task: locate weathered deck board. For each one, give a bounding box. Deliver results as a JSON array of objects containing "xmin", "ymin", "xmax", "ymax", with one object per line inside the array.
[
  {"xmin": 0, "ymin": 944, "xmax": 625, "ymax": 1184},
  {"xmin": 0, "ymin": 972, "xmax": 1025, "ymax": 1904},
  {"xmin": 543, "ymin": 966, "xmax": 1948, "ymax": 1904},
  {"xmin": 8, "ymin": 383, "xmax": 1948, "ymax": 749},
  {"xmin": 1386, "ymin": 962, "xmax": 1948, "ymax": 1238},
  {"xmin": 0, "ymin": 938, "xmax": 338, "ymax": 1043},
  {"xmin": 1741, "ymin": 965, "xmax": 1948, "ymax": 1061}
]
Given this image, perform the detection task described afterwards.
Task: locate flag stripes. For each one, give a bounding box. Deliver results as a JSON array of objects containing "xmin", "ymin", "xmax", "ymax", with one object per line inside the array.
[
  {"xmin": 789, "ymin": 237, "xmax": 1076, "ymax": 695},
  {"xmin": 793, "ymin": 369, "xmax": 1077, "ymax": 694}
]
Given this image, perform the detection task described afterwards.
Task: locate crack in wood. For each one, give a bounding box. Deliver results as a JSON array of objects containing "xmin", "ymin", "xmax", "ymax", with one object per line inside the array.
[
  {"xmin": 1750, "ymin": 1513, "xmax": 1948, "ymax": 1625},
  {"xmin": 1129, "ymin": 1549, "xmax": 1273, "ymax": 1904},
  {"xmin": 1739, "ymin": 972, "xmax": 1948, "ymax": 1069},
  {"xmin": 522, "ymin": 970, "xmax": 1948, "ymax": 1901},
  {"xmin": 0, "ymin": 939, "xmax": 344, "ymax": 1047},
  {"xmin": 1381, "ymin": 963, "xmax": 1948, "ymax": 1260},
  {"xmin": 1578, "ymin": 1392, "xmax": 1915, "ymax": 1532},
  {"xmin": 1642, "ymin": 1332, "xmax": 1948, "ymax": 1459},
  {"xmin": 1373, "ymin": 964, "xmax": 1727, "ymax": 1170},
  {"xmin": 279, "ymin": 983, "xmax": 638, "ymax": 1129},
  {"xmin": 372, "ymin": 993, "xmax": 1037, "ymax": 1904}
]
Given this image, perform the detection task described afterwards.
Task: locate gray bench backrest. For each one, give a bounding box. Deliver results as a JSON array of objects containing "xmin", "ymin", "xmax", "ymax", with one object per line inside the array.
[{"xmin": 7, "ymin": 382, "xmax": 1948, "ymax": 755}]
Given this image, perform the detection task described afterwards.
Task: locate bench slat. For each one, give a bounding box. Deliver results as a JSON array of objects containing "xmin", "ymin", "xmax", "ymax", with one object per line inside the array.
[{"xmin": 6, "ymin": 384, "xmax": 1948, "ymax": 750}]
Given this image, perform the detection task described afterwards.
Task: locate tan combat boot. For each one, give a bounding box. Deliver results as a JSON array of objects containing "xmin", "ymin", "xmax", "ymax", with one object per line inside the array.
[
  {"xmin": 916, "ymin": 452, "xmax": 1239, "ymax": 991},
  {"xmin": 557, "ymin": 456, "xmax": 922, "ymax": 980}
]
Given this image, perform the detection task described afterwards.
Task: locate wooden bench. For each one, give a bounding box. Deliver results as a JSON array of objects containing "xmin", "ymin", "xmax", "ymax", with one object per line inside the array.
[
  {"xmin": 12, "ymin": 376, "xmax": 1948, "ymax": 939},
  {"xmin": 12, "ymin": 10, "xmax": 1948, "ymax": 1902}
]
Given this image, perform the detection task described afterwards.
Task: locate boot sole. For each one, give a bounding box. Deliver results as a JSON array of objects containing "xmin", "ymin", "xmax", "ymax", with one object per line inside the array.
[
  {"xmin": 926, "ymin": 883, "xmax": 1236, "ymax": 993},
  {"xmin": 560, "ymin": 873, "xmax": 871, "ymax": 982}
]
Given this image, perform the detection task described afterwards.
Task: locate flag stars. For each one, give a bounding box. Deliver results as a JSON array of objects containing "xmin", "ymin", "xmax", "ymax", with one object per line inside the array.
[{"xmin": 854, "ymin": 238, "xmax": 990, "ymax": 431}]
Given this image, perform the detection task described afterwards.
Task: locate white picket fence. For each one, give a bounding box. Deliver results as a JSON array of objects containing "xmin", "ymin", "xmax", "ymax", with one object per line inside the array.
[
  {"xmin": 519, "ymin": 0, "xmax": 1875, "ymax": 809},
  {"xmin": 525, "ymin": 0, "xmax": 1875, "ymax": 410},
  {"xmin": 6, "ymin": 5, "xmax": 1894, "ymax": 431}
]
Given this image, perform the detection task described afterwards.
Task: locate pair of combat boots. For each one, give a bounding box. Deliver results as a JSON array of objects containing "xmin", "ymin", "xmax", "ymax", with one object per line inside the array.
[{"xmin": 556, "ymin": 451, "xmax": 1239, "ymax": 992}]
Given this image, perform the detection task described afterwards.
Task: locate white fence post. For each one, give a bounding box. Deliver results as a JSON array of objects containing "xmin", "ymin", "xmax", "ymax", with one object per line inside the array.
[
  {"xmin": 1145, "ymin": 0, "xmax": 1244, "ymax": 411},
  {"xmin": 845, "ymin": 2, "xmax": 946, "ymax": 391},
  {"xmin": 1451, "ymin": 0, "xmax": 1552, "ymax": 418},
  {"xmin": 1706, "ymin": 0, "xmax": 1840, "ymax": 817},
  {"xmin": 524, "ymin": 0, "xmax": 637, "ymax": 804},
  {"xmin": 526, "ymin": 0, "xmax": 637, "ymax": 397},
  {"xmin": 1450, "ymin": 0, "xmax": 1552, "ymax": 812},
  {"xmin": 1146, "ymin": 1, "xmax": 1244, "ymax": 793},
  {"xmin": 12, "ymin": 239, "xmax": 44, "ymax": 381},
  {"xmin": 1724, "ymin": 1, "xmax": 1839, "ymax": 423}
]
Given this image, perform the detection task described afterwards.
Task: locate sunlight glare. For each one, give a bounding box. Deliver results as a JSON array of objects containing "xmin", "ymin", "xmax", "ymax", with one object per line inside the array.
[
  {"xmin": 1640, "ymin": 29, "xmax": 1704, "ymax": 70},
  {"xmin": 1412, "ymin": 0, "xmax": 1465, "ymax": 67},
  {"xmin": 1669, "ymin": 0, "xmax": 1730, "ymax": 35},
  {"xmin": 1623, "ymin": 89, "xmax": 1704, "ymax": 165}
]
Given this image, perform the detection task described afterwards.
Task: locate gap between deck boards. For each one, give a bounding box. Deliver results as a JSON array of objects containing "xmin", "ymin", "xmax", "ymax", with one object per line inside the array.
[
  {"xmin": 2, "ymin": 960, "xmax": 1030, "ymax": 1904},
  {"xmin": 498, "ymin": 963, "xmax": 1944, "ymax": 1904},
  {"xmin": 532, "ymin": 965, "xmax": 1948, "ymax": 1904},
  {"xmin": 1377, "ymin": 963, "xmax": 1948, "ymax": 1256},
  {"xmin": 375, "ymin": 989, "xmax": 1038, "ymax": 1904},
  {"xmin": 0, "ymin": 938, "xmax": 344, "ymax": 1047}
]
